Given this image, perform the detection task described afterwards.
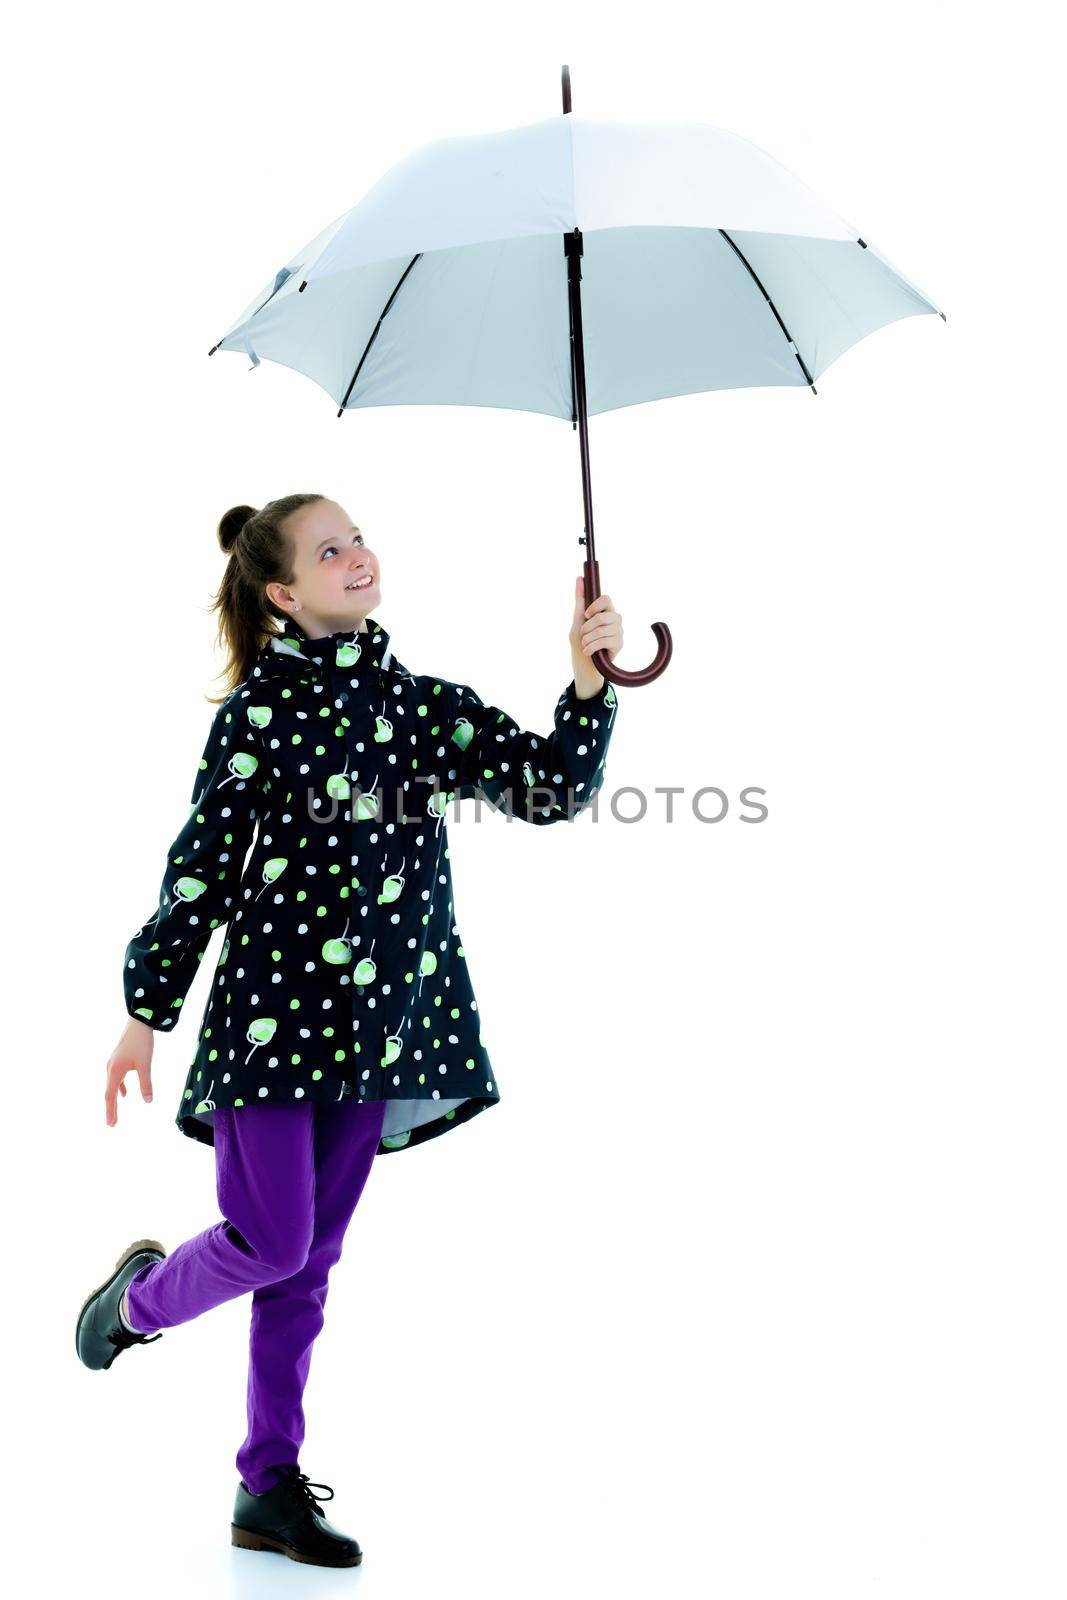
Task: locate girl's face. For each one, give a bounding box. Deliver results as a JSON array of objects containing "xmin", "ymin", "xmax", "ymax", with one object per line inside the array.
[{"xmin": 267, "ymin": 499, "xmax": 381, "ymax": 636}]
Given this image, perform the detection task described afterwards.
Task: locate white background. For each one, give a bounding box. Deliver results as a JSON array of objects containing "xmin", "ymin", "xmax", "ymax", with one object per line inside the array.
[{"xmin": 7, "ymin": 2, "xmax": 1064, "ymax": 1596}]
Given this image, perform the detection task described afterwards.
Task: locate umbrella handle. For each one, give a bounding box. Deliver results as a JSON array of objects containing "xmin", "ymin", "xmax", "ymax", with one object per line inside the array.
[{"xmin": 582, "ymin": 558, "xmax": 673, "ymax": 688}]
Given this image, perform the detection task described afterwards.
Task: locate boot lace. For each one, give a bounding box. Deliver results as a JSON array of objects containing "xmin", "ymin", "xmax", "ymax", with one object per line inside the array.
[{"xmin": 268, "ymin": 1463, "xmax": 335, "ymax": 1513}]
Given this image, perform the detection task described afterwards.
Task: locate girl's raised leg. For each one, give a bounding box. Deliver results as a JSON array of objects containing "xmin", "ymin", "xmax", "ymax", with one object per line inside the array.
[{"xmin": 124, "ymin": 1104, "xmax": 317, "ymax": 1335}]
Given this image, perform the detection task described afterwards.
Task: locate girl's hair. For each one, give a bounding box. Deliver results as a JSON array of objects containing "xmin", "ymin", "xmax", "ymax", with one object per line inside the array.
[{"xmin": 207, "ymin": 493, "xmax": 327, "ymax": 702}]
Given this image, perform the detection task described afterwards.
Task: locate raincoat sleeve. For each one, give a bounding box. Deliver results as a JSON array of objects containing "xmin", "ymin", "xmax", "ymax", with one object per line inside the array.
[
  {"xmin": 433, "ymin": 673, "xmax": 618, "ymax": 824},
  {"xmin": 123, "ymin": 688, "xmax": 263, "ymax": 1032}
]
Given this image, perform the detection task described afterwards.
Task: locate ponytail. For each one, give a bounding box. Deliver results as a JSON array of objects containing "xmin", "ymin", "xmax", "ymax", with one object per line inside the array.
[{"xmin": 207, "ymin": 493, "xmax": 326, "ymax": 701}]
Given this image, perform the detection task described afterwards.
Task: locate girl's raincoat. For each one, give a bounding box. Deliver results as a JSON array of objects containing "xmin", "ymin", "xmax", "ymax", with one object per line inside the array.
[{"xmin": 124, "ymin": 615, "xmax": 617, "ymax": 1154}]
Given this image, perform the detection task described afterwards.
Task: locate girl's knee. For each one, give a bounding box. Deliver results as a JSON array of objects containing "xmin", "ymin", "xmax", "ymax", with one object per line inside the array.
[{"xmin": 224, "ymin": 1221, "xmax": 313, "ymax": 1280}]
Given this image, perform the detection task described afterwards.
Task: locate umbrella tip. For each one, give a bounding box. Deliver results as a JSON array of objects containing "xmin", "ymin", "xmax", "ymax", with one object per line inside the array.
[
  {"xmin": 939, "ymin": 311, "xmax": 947, "ymax": 322},
  {"xmin": 208, "ymin": 344, "xmax": 218, "ymax": 356}
]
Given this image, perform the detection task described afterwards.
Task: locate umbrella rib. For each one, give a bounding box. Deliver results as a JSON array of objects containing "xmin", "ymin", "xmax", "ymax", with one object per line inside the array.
[
  {"xmin": 207, "ymin": 269, "xmax": 295, "ymax": 357},
  {"xmin": 337, "ymin": 254, "xmax": 424, "ymax": 416},
  {"xmin": 718, "ymin": 229, "xmax": 818, "ymax": 394}
]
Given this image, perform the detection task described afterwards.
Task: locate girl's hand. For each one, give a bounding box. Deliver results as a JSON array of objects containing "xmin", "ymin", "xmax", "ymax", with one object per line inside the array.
[
  {"xmin": 570, "ymin": 576, "xmax": 623, "ymax": 699},
  {"xmin": 105, "ymin": 1018, "xmax": 155, "ymax": 1127}
]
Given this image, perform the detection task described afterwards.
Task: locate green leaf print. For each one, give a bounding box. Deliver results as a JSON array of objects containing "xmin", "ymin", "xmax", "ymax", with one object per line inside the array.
[
  {"xmin": 353, "ymin": 773, "xmax": 380, "ymax": 821},
  {"xmin": 374, "ymin": 706, "xmax": 394, "ymax": 743},
  {"xmin": 326, "ymin": 755, "xmax": 352, "ymax": 801},
  {"xmin": 353, "ymin": 939, "xmax": 377, "ymax": 986},
  {"xmin": 322, "ymin": 916, "xmax": 356, "ymax": 965},
  {"xmin": 377, "ymin": 857, "xmax": 406, "ymax": 905},
  {"xmin": 245, "ymin": 1018, "xmax": 277, "ymax": 1064},
  {"xmin": 256, "ymin": 857, "xmax": 289, "ymax": 899},
  {"xmin": 219, "ymin": 751, "xmax": 258, "ymax": 787}
]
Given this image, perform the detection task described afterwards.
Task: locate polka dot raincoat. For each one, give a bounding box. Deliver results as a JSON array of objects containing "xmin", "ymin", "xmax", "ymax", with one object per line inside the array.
[{"xmin": 123, "ymin": 614, "xmax": 618, "ymax": 1154}]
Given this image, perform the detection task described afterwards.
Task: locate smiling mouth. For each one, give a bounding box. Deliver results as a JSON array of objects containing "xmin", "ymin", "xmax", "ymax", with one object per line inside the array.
[{"xmin": 346, "ymin": 575, "xmax": 375, "ymax": 591}]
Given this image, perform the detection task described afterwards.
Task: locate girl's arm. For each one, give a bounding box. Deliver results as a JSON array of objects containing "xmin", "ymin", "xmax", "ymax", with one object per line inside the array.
[
  {"xmin": 432, "ymin": 671, "xmax": 617, "ymax": 824},
  {"xmin": 430, "ymin": 579, "xmax": 621, "ymax": 824},
  {"xmin": 123, "ymin": 686, "xmax": 263, "ymax": 1031}
]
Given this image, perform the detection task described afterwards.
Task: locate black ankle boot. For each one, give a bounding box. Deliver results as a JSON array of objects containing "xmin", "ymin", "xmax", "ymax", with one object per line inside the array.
[
  {"xmin": 231, "ymin": 1464, "xmax": 362, "ymax": 1567},
  {"xmin": 75, "ymin": 1239, "xmax": 167, "ymax": 1371}
]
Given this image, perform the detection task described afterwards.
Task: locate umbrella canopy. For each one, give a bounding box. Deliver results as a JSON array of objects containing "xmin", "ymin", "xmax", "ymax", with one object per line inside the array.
[
  {"xmin": 210, "ymin": 69, "xmax": 945, "ymax": 685},
  {"xmin": 211, "ymin": 113, "xmax": 942, "ymax": 417}
]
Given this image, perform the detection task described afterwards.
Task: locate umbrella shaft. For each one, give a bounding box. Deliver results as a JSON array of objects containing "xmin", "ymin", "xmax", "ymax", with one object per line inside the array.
[{"xmin": 565, "ymin": 228, "xmax": 597, "ymax": 569}]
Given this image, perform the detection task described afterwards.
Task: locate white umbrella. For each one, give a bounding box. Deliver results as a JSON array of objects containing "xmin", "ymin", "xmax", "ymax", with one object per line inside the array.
[{"xmin": 209, "ymin": 66, "xmax": 945, "ymax": 686}]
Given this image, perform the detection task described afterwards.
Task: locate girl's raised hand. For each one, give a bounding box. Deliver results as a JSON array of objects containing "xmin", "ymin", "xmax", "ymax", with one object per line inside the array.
[
  {"xmin": 105, "ymin": 1018, "xmax": 155, "ymax": 1127},
  {"xmin": 570, "ymin": 575, "xmax": 624, "ymax": 698}
]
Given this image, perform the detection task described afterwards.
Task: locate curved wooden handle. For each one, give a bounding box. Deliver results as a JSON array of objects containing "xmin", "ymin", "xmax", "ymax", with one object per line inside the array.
[{"xmin": 582, "ymin": 558, "xmax": 673, "ymax": 688}]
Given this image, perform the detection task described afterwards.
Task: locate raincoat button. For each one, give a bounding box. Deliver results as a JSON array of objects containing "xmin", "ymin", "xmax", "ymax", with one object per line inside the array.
[{"xmin": 357, "ymin": 885, "xmax": 367, "ymax": 896}]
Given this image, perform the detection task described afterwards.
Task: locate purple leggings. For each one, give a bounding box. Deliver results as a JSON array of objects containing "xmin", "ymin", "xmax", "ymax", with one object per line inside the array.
[{"xmin": 124, "ymin": 1098, "xmax": 386, "ymax": 1494}]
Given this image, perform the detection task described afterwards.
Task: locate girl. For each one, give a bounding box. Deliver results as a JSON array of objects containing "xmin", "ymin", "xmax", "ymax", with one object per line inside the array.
[{"xmin": 76, "ymin": 492, "xmax": 621, "ymax": 1568}]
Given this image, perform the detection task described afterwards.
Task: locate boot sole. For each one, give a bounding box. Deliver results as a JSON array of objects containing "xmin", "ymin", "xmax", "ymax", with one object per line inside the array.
[
  {"xmin": 75, "ymin": 1238, "xmax": 166, "ymax": 1366},
  {"xmin": 231, "ymin": 1523, "xmax": 363, "ymax": 1566}
]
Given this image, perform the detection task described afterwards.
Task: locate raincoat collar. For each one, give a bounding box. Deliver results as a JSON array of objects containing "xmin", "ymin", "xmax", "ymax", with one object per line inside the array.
[{"xmin": 258, "ymin": 612, "xmax": 402, "ymax": 677}]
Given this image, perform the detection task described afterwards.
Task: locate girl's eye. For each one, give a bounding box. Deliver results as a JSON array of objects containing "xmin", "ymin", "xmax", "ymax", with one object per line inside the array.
[{"xmin": 321, "ymin": 534, "xmax": 363, "ymax": 560}]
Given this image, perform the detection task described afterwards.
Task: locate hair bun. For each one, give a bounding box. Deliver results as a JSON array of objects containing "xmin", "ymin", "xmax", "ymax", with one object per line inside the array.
[{"xmin": 218, "ymin": 504, "xmax": 257, "ymax": 554}]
